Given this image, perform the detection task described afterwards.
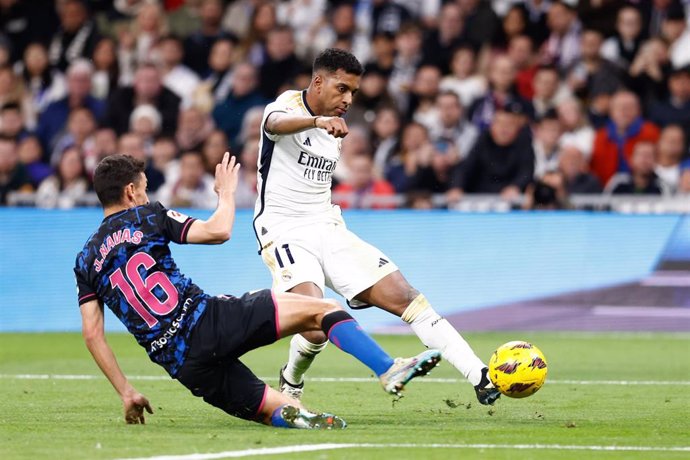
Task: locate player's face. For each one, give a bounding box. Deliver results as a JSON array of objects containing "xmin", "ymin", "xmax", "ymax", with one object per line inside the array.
[{"xmin": 316, "ymin": 70, "xmax": 360, "ymax": 117}]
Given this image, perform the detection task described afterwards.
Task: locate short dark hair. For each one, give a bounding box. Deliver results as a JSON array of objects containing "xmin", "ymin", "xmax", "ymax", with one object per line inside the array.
[
  {"xmin": 313, "ymin": 48, "xmax": 363, "ymax": 76},
  {"xmin": 93, "ymin": 154, "xmax": 146, "ymax": 207}
]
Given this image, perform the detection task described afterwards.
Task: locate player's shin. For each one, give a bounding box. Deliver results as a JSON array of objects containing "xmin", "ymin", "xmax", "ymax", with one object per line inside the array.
[
  {"xmin": 402, "ymin": 294, "xmax": 486, "ymax": 386},
  {"xmin": 321, "ymin": 310, "xmax": 395, "ymax": 376},
  {"xmin": 282, "ymin": 333, "xmax": 327, "ymax": 386}
]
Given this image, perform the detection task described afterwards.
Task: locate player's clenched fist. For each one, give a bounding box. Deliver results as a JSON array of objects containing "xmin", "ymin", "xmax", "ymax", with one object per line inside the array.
[
  {"xmin": 315, "ymin": 116, "xmax": 349, "ymax": 138},
  {"xmin": 214, "ymin": 152, "xmax": 241, "ymax": 196}
]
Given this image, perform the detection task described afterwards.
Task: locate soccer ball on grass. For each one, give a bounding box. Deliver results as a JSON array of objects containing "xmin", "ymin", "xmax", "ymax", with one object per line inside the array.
[{"xmin": 488, "ymin": 341, "xmax": 548, "ymax": 398}]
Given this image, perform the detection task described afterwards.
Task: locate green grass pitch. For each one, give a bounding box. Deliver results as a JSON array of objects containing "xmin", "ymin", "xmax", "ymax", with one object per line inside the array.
[{"xmin": 1, "ymin": 332, "xmax": 689, "ymax": 459}]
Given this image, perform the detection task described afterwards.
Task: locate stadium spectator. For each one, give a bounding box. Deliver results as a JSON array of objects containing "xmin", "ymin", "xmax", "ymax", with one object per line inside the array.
[
  {"xmin": 369, "ymin": 0, "xmax": 412, "ymax": 38},
  {"xmin": 678, "ymin": 165, "xmax": 690, "ymax": 194},
  {"xmin": 367, "ymin": 32, "xmax": 396, "ymax": 75},
  {"xmin": 91, "ymin": 37, "xmax": 127, "ymax": 101},
  {"xmin": 647, "ymin": 65, "xmax": 690, "ymax": 143},
  {"xmin": 151, "ymin": 136, "xmax": 179, "ymax": 183},
  {"xmin": 236, "ymin": 106, "xmax": 264, "ymax": 153},
  {"xmin": 237, "ymin": 2, "xmax": 277, "ymax": 66},
  {"xmin": 385, "ymin": 121, "xmax": 447, "ymax": 194},
  {"xmin": 156, "ymin": 35, "xmax": 200, "ymax": 108},
  {"xmin": 18, "ymin": 43, "xmax": 64, "ymax": 127},
  {"xmin": 275, "ymin": 0, "xmax": 327, "ymax": 62},
  {"xmin": 334, "ymin": 125, "xmax": 369, "ymax": 185},
  {"xmin": 50, "ymin": 106, "xmax": 96, "ymax": 167},
  {"xmin": 348, "ymin": 63, "xmax": 396, "ymax": 127},
  {"xmin": 540, "ymin": 0, "xmax": 581, "ymax": 72},
  {"xmin": 36, "ymin": 59, "xmax": 105, "ymax": 157},
  {"xmin": 370, "ymin": 105, "xmax": 401, "ymax": 174},
  {"xmin": 663, "ymin": 5, "xmax": 690, "ymax": 68},
  {"xmin": 129, "ymin": 104, "xmax": 162, "ymax": 148},
  {"xmin": 507, "ymin": 35, "xmax": 538, "ymax": 101},
  {"xmin": 17, "ymin": 135, "xmax": 50, "ymax": 187},
  {"xmin": 234, "ymin": 136, "xmax": 258, "ymax": 209},
  {"xmin": 0, "ymin": 65, "xmax": 25, "ymax": 110},
  {"xmin": 457, "ymin": 0, "xmax": 500, "ymax": 51},
  {"xmin": 117, "ymin": 132, "xmax": 165, "ymax": 192},
  {"xmin": 35, "ymin": 145, "xmax": 89, "ymax": 208},
  {"xmin": 532, "ymin": 109, "xmax": 562, "ymax": 179},
  {"xmin": 309, "ymin": 3, "xmax": 370, "ymax": 64},
  {"xmin": 640, "ymin": 0, "xmax": 685, "ymax": 38},
  {"xmin": 522, "ymin": 170, "xmax": 568, "ymax": 210},
  {"xmin": 157, "ymin": 150, "xmax": 216, "ymax": 209},
  {"xmin": 117, "ymin": 2, "xmax": 168, "ymax": 71},
  {"xmin": 0, "ymin": 102, "xmax": 28, "ymax": 141},
  {"xmin": 420, "ymin": 2, "xmax": 466, "ymax": 75},
  {"xmin": 492, "ymin": 4, "xmax": 530, "ymax": 51},
  {"xmin": 439, "ymin": 45, "xmax": 487, "ymax": 109},
  {"xmin": 449, "ymin": 105, "xmax": 534, "ymax": 198},
  {"xmin": 565, "ymin": 29, "xmax": 624, "ymax": 103},
  {"xmin": 557, "ymin": 97, "xmax": 595, "ymax": 160},
  {"xmin": 201, "ymin": 129, "xmax": 229, "ymax": 176},
  {"xmin": 590, "ymin": 90, "xmax": 661, "ymax": 187},
  {"xmin": 334, "ymin": 154, "xmax": 396, "ymax": 209},
  {"xmin": 48, "ymin": 0, "xmax": 100, "ymax": 72},
  {"xmin": 655, "ymin": 125, "xmax": 687, "ymax": 193},
  {"xmin": 514, "ymin": 0, "xmax": 550, "ymax": 47},
  {"xmin": 105, "ymin": 63, "xmax": 180, "ymax": 136},
  {"xmin": 0, "ymin": 135, "xmax": 32, "ymax": 204},
  {"xmin": 175, "ymin": 107, "xmax": 214, "ymax": 153},
  {"xmin": 184, "ymin": 0, "xmax": 231, "ymax": 76},
  {"xmin": 628, "ymin": 37, "xmax": 673, "ymax": 107},
  {"xmin": 258, "ymin": 26, "xmax": 302, "ymax": 100},
  {"xmin": 387, "ymin": 23, "xmax": 423, "ymax": 113},
  {"xmin": 211, "ymin": 62, "xmax": 265, "ymax": 147},
  {"xmin": 531, "ymin": 65, "xmax": 571, "ymax": 119},
  {"xmin": 606, "ymin": 141, "xmax": 665, "ymax": 195},
  {"xmin": 0, "ymin": 0, "xmax": 55, "ymax": 65},
  {"xmin": 429, "ymin": 91, "xmax": 479, "ymax": 163},
  {"xmin": 200, "ymin": 37, "xmax": 237, "ymax": 106},
  {"xmin": 88, "ymin": 127, "xmax": 117, "ymax": 175},
  {"xmin": 166, "ymin": 0, "xmax": 203, "ymax": 39},
  {"xmin": 557, "ymin": 145, "xmax": 602, "ymax": 195},
  {"xmin": 409, "ymin": 65, "xmax": 442, "ymax": 128},
  {"xmin": 469, "ymin": 54, "xmax": 532, "ymax": 130},
  {"xmin": 600, "ymin": 5, "xmax": 644, "ymax": 71}
]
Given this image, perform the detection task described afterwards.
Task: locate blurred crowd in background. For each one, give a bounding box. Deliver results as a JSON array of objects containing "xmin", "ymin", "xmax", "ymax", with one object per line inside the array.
[{"xmin": 0, "ymin": 0, "xmax": 689, "ymax": 210}]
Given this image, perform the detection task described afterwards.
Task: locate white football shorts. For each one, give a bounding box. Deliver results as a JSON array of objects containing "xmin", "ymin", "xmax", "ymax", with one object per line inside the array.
[{"xmin": 260, "ymin": 220, "xmax": 398, "ymax": 301}]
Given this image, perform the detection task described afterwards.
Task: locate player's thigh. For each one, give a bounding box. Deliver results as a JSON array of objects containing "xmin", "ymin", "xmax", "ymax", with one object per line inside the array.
[
  {"xmin": 177, "ymin": 357, "xmax": 268, "ymax": 421},
  {"xmin": 192, "ymin": 292, "xmax": 280, "ymax": 359},
  {"xmin": 323, "ymin": 226, "xmax": 399, "ymax": 301},
  {"xmin": 273, "ymin": 291, "xmax": 341, "ymax": 337},
  {"xmin": 261, "ymin": 236, "xmax": 326, "ymax": 295}
]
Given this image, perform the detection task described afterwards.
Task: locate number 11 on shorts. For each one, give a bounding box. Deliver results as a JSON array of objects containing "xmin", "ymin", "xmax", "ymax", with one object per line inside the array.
[{"xmin": 275, "ymin": 244, "xmax": 295, "ymax": 268}]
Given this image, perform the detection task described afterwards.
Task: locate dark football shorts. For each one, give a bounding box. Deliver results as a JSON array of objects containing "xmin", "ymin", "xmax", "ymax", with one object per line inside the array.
[{"xmin": 176, "ymin": 289, "xmax": 280, "ymax": 420}]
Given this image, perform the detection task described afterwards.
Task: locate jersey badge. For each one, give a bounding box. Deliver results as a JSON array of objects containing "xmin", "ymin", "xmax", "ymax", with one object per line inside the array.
[{"xmin": 303, "ymin": 137, "xmax": 312, "ymax": 147}]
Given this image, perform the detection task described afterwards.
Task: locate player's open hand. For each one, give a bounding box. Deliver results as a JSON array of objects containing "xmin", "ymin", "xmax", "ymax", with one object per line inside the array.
[
  {"xmin": 214, "ymin": 152, "xmax": 241, "ymax": 197},
  {"xmin": 315, "ymin": 116, "xmax": 349, "ymax": 138},
  {"xmin": 122, "ymin": 390, "xmax": 153, "ymax": 424}
]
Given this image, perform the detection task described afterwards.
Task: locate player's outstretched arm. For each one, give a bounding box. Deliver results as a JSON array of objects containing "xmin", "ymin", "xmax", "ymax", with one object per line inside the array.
[
  {"xmin": 80, "ymin": 299, "xmax": 153, "ymax": 424},
  {"xmin": 266, "ymin": 112, "xmax": 349, "ymax": 138},
  {"xmin": 186, "ymin": 152, "xmax": 241, "ymax": 245}
]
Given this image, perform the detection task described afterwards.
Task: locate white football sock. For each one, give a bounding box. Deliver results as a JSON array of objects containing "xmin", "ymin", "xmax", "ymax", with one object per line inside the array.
[
  {"xmin": 402, "ymin": 294, "xmax": 486, "ymax": 386},
  {"xmin": 282, "ymin": 334, "xmax": 328, "ymax": 385}
]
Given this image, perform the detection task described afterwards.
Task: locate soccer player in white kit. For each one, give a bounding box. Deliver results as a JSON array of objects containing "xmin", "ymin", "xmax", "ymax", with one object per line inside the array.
[{"xmin": 254, "ymin": 48, "xmax": 500, "ymax": 405}]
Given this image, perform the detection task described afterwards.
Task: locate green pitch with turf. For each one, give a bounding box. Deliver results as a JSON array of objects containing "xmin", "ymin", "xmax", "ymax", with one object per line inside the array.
[{"xmin": 1, "ymin": 332, "xmax": 688, "ymax": 460}]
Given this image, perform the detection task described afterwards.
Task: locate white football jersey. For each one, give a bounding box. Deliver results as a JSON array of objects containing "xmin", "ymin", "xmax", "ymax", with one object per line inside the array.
[{"xmin": 253, "ymin": 90, "xmax": 343, "ymax": 249}]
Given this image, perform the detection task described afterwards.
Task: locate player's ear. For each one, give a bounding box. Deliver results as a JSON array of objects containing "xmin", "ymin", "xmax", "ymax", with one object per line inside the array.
[{"xmin": 312, "ymin": 74, "xmax": 323, "ymax": 93}]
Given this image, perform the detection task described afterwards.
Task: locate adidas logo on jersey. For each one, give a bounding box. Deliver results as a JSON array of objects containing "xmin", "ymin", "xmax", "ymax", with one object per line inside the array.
[
  {"xmin": 303, "ymin": 137, "xmax": 311, "ymax": 146},
  {"xmin": 378, "ymin": 257, "xmax": 389, "ymax": 267}
]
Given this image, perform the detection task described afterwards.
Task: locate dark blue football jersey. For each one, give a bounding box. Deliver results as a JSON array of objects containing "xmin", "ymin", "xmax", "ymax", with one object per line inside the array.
[{"xmin": 74, "ymin": 202, "xmax": 208, "ymax": 376}]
